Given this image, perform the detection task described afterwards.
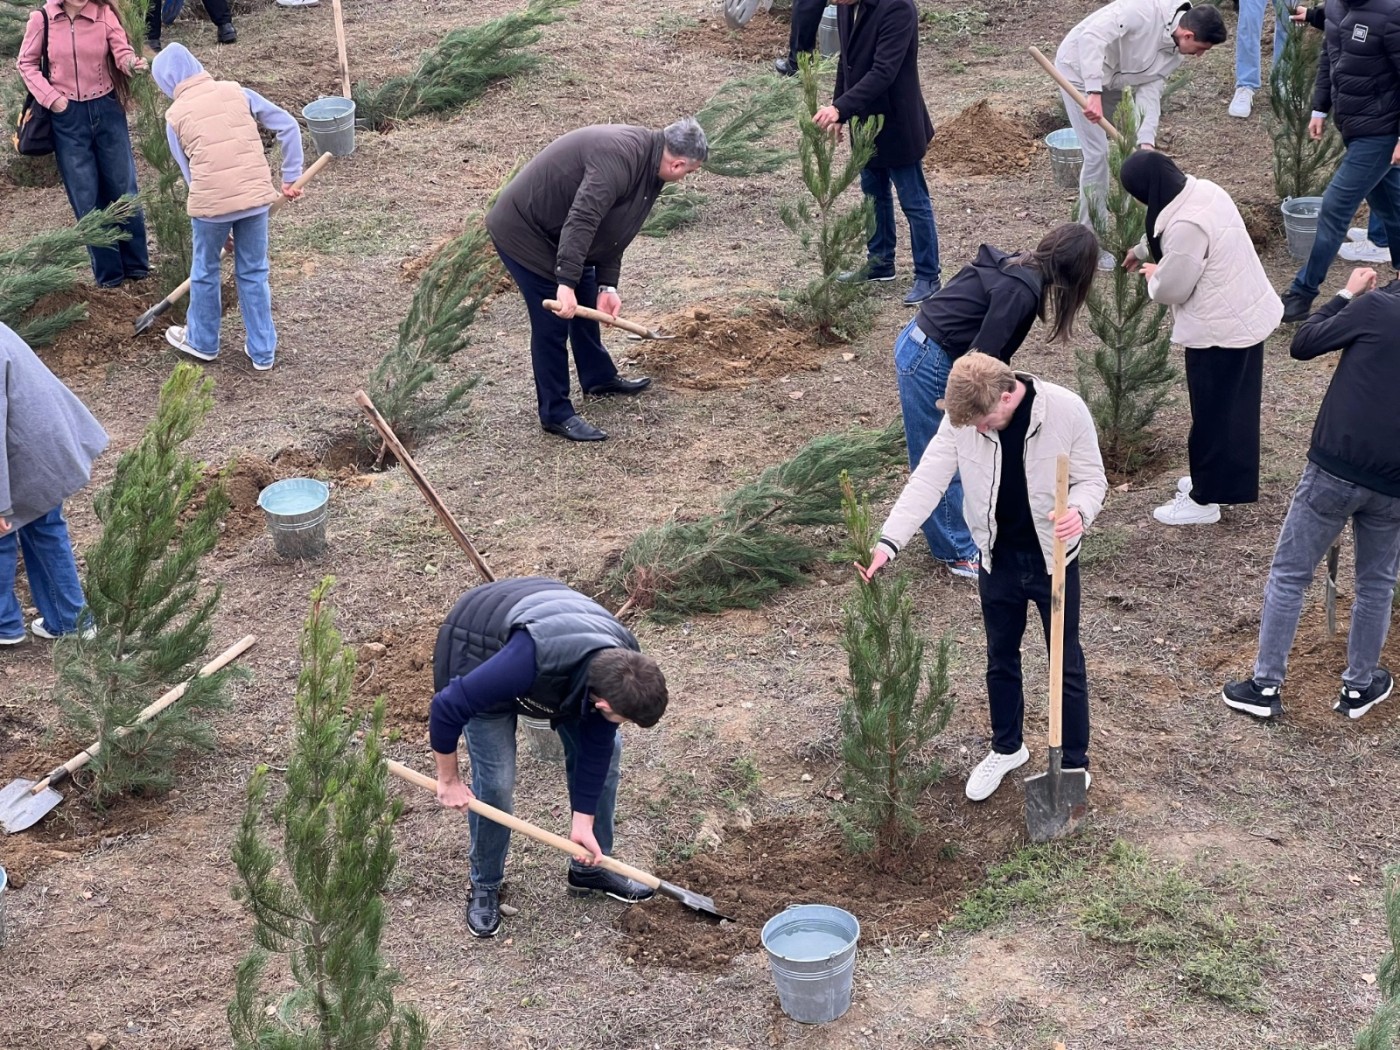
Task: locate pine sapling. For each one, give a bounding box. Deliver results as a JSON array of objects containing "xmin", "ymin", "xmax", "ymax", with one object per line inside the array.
[
  {"xmin": 1270, "ymin": 7, "xmax": 1342, "ymax": 200},
  {"xmin": 780, "ymin": 52, "xmax": 881, "ymax": 343},
  {"xmin": 1076, "ymin": 92, "xmax": 1178, "ymax": 474},
  {"xmin": 354, "ymin": 0, "xmax": 575, "ymax": 131},
  {"xmin": 0, "ymin": 197, "xmax": 139, "ymax": 345},
  {"xmin": 610, "ymin": 421, "xmax": 906, "ymax": 619},
  {"xmin": 56, "ymin": 364, "xmax": 233, "ymax": 806},
  {"xmin": 836, "ymin": 474, "xmax": 953, "ymax": 858},
  {"xmin": 1355, "ymin": 864, "xmax": 1400, "ymax": 1049},
  {"xmin": 1, "ymin": 0, "xmax": 30, "ymax": 58},
  {"xmin": 229, "ymin": 578, "xmax": 426, "ymax": 1050}
]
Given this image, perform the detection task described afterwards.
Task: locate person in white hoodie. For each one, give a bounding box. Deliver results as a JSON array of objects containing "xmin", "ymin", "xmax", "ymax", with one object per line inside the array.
[
  {"xmin": 858, "ymin": 353, "xmax": 1108, "ymax": 803},
  {"xmin": 1055, "ymin": 0, "xmax": 1227, "ymax": 267}
]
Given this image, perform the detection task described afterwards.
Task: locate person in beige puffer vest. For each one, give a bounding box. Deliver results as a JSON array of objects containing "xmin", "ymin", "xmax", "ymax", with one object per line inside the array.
[
  {"xmin": 1120, "ymin": 150, "xmax": 1283, "ymax": 527},
  {"xmin": 151, "ymin": 44, "xmax": 304, "ymax": 371}
]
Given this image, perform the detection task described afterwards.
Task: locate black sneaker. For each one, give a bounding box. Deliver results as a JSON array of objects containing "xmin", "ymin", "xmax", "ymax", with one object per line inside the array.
[
  {"xmin": 1222, "ymin": 678, "xmax": 1282, "ymax": 718},
  {"xmin": 774, "ymin": 56, "xmax": 797, "ymax": 77},
  {"xmin": 1335, "ymin": 669, "xmax": 1393, "ymax": 720},
  {"xmin": 838, "ymin": 265, "xmax": 896, "ymax": 284},
  {"xmin": 465, "ymin": 884, "xmax": 501, "ymax": 938},
  {"xmin": 217, "ymin": 21, "xmax": 237, "ymax": 43},
  {"xmin": 567, "ymin": 866, "xmax": 655, "ymax": 903},
  {"xmin": 1281, "ymin": 290, "xmax": 1314, "ymax": 324},
  {"xmin": 144, "ymin": 36, "xmax": 163, "ymax": 52}
]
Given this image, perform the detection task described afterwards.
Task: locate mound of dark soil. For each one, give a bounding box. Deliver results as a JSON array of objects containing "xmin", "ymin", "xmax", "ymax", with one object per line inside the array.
[
  {"xmin": 632, "ymin": 303, "xmax": 824, "ymax": 390},
  {"xmin": 928, "ymin": 99, "xmax": 1039, "ymax": 176},
  {"xmin": 676, "ymin": 10, "xmax": 790, "ymax": 63},
  {"xmin": 354, "ymin": 621, "xmax": 437, "ymax": 735}
]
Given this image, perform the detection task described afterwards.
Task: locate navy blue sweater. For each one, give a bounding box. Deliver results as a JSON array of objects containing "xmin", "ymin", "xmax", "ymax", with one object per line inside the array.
[{"xmin": 428, "ymin": 631, "xmax": 619, "ymax": 816}]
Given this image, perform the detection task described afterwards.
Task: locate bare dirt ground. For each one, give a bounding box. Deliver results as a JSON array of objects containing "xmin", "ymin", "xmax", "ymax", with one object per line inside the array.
[{"xmin": 2, "ymin": 0, "xmax": 1398, "ymax": 1047}]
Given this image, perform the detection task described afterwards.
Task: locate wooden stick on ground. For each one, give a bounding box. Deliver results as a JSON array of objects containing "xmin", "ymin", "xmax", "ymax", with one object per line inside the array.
[{"xmin": 353, "ymin": 390, "xmax": 496, "ymax": 585}]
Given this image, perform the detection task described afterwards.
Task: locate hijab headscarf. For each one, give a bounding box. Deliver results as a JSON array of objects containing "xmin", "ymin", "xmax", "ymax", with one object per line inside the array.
[
  {"xmin": 151, "ymin": 43, "xmax": 205, "ymax": 100},
  {"xmin": 1119, "ymin": 150, "xmax": 1189, "ymax": 262}
]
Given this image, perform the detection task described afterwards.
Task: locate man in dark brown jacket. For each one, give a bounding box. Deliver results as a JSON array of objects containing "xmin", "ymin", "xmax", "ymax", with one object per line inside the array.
[{"xmin": 486, "ymin": 119, "xmax": 708, "ymax": 442}]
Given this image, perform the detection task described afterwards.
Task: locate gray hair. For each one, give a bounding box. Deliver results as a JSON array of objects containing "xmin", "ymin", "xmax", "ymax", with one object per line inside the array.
[{"xmin": 662, "ymin": 116, "xmax": 708, "ymax": 163}]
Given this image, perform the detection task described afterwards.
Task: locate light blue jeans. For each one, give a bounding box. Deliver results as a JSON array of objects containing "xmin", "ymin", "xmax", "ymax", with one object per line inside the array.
[
  {"xmin": 1254, "ymin": 464, "xmax": 1400, "ymax": 690},
  {"xmin": 0, "ymin": 505, "xmax": 87, "ymax": 638},
  {"xmin": 1235, "ymin": 0, "xmax": 1288, "ymax": 91},
  {"xmin": 893, "ymin": 319, "xmax": 978, "ymax": 564},
  {"xmin": 189, "ymin": 210, "xmax": 276, "ymax": 366},
  {"xmin": 463, "ymin": 711, "xmax": 622, "ymax": 890}
]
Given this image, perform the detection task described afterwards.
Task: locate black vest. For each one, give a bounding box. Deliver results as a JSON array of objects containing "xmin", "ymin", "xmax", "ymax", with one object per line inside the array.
[{"xmin": 432, "ymin": 578, "xmax": 638, "ymax": 721}]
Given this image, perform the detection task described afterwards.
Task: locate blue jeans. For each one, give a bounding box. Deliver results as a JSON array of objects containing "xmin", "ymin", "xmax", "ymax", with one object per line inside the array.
[
  {"xmin": 463, "ymin": 711, "xmax": 622, "ymax": 890},
  {"xmin": 1235, "ymin": 0, "xmax": 1288, "ymax": 90},
  {"xmin": 493, "ymin": 246, "xmax": 620, "ymax": 425},
  {"xmin": 894, "ymin": 321, "xmax": 977, "ymax": 563},
  {"xmin": 189, "ymin": 211, "xmax": 275, "ymax": 365},
  {"xmin": 1290, "ymin": 135, "xmax": 1400, "ymax": 299},
  {"xmin": 1254, "ymin": 464, "xmax": 1400, "ymax": 691},
  {"xmin": 49, "ymin": 92, "xmax": 149, "ymax": 288},
  {"xmin": 859, "ymin": 164, "xmax": 941, "ymax": 282},
  {"xmin": 0, "ymin": 506, "xmax": 87, "ymax": 638}
]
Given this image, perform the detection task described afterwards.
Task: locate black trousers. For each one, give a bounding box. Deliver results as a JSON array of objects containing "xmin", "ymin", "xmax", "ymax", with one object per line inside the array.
[
  {"xmin": 978, "ymin": 548, "xmax": 1090, "ymax": 769},
  {"xmin": 786, "ymin": 0, "xmax": 826, "ymax": 61},
  {"xmin": 147, "ymin": 0, "xmax": 233, "ymax": 37},
  {"xmin": 1184, "ymin": 342, "xmax": 1263, "ymax": 506}
]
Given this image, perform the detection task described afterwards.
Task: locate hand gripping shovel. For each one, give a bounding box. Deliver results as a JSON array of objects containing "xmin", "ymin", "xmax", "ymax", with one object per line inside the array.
[
  {"xmin": 1024, "ymin": 455, "xmax": 1089, "ymax": 843},
  {"xmin": 386, "ymin": 761, "xmax": 734, "ymax": 921},
  {"xmin": 541, "ymin": 300, "xmax": 675, "ymax": 340},
  {"xmin": 0, "ymin": 635, "xmax": 257, "ymax": 833},
  {"xmin": 133, "ymin": 153, "xmax": 335, "ymax": 334}
]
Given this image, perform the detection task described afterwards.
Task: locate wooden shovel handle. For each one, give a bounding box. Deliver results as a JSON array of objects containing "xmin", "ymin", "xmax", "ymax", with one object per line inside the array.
[
  {"xmin": 35, "ymin": 635, "xmax": 258, "ymax": 793},
  {"xmin": 541, "ymin": 300, "xmax": 655, "ymax": 338},
  {"xmin": 386, "ymin": 760, "xmax": 662, "ymax": 890},
  {"xmin": 1048, "ymin": 455, "xmax": 1070, "ymax": 749},
  {"xmin": 1028, "ymin": 46, "xmax": 1124, "ymax": 142},
  {"xmin": 353, "ymin": 390, "xmax": 496, "ymax": 585}
]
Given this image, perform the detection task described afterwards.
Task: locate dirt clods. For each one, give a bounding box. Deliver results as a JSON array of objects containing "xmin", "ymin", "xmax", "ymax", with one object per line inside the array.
[
  {"xmin": 928, "ymin": 99, "xmax": 1039, "ymax": 176},
  {"xmin": 632, "ymin": 303, "xmax": 823, "ymax": 390},
  {"xmin": 677, "ymin": 10, "xmax": 790, "ymax": 63}
]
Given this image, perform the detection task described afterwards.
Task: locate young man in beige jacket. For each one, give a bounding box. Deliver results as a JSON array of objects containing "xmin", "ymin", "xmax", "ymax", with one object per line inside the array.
[{"xmin": 860, "ymin": 354, "xmax": 1108, "ymax": 802}]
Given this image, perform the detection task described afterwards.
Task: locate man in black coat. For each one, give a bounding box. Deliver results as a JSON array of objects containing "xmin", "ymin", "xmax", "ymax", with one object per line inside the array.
[
  {"xmin": 814, "ymin": 0, "xmax": 940, "ymax": 305},
  {"xmin": 429, "ymin": 578, "xmax": 670, "ymax": 937},
  {"xmin": 485, "ymin": 119, "xmax": 707, "ymax": 442}
]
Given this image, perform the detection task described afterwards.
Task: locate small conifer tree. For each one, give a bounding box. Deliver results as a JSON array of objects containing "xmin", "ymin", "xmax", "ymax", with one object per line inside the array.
[
  {"xmin": 0, "ymin": 197, "xmax": 139, "ymax": 346},
  {"xmin": 610, "ymin": 422, "xmax": 906, "ymax": 619},
  {"xmin": 228, "ymin": 578, "xmax": 426, "ymax": 1050},
  {"xmin": 56, "ymin": 364, "xmax": 232, "ymax": 806},
  {"xmin": 837, "ymin": 474, "xmax": 953, "ymax": 857},
  {"xmin": 779, "ymin": 52, "xmax": 881, "ymax": 343},
  {"xmin": 354, "ymin": 0, "xmax": 575, "ymax": 131},
  {"xmin": 1354, "ymin": 864, "xmax": 1400, "ymax": 1049},
  {"xmin": 1, "ymin": 0, "xmax": 30, "ymax": 58},
  {"xmin": 1076, "ymin": 92, "xmax": 1178, "ymax": 473},
  {"xmin": 1270, "ymin": 9, "xmax": 1343, "ymax": 200}
]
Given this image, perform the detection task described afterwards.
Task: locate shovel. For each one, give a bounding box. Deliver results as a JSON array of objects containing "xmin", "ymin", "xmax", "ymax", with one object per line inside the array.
[
  {"xmin": 1024, "ymin": 455, "xmax": 1089, "ymax": 843},
  {"xmin": 1325, "ymin": 539, "xmax": 1341, "ymax": 636},
  {"xmin": 0, "ymin": 635, "xmax": 257, "ymax": 833},
  {"xmin": 541, "ymin": 300, "xmax": 674, "ymax": 340},
  {"xmin": 1028, "ymin": 46, "xmax": 1124, "ymax": 142},
  {"xmin": 386, "ymin": 760, "xmax": 734, "ymax": 921},
  {"xmin": 133, "ymin": 153, "xmax": 336, "ymax": 335}
]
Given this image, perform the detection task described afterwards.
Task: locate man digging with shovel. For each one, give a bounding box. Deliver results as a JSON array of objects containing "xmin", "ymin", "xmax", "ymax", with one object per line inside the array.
[
  {"xmin": 859, "ymin": 353, "xmax": 1107, "ymax": 805},
  {"xmin": 429, "ymin": 577, "xmax": 669, "ymax": 938}
]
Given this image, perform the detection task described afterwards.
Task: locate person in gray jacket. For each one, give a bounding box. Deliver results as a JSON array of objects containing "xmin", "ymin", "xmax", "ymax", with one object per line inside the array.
[
  {"xmin": 485, "ymin": 120, "xmax": 707, "ymax": 442},
  {"xmin": 859, "ymin": 353, "xmax": 1107, "ymax": 803},
  {"xmin": 0, "ymin": 324, "xmax": 109, "ymax": 643}
]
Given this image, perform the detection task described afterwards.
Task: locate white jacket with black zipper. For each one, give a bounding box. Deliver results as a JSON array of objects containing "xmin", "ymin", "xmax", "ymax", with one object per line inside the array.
[{"xmin": 875, "ymin": 375, "xmax": 1109, "ymax": 575}]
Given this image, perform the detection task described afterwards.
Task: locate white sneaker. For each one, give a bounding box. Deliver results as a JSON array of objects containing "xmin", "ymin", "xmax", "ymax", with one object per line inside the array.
[
  {"xmin": 1097, "ymin": 250, "xmax": 1116, "ymax": 271},
  {"xmin": 1153, "ymin": 490, "xmax": 1221, "ymax": 525},
  {"xmin": 31, "ymin": 617, "xmax": 96, "ymax": 641},
  {"xmin": 966, "ymin": 745, "xmax": 1030, "ymax": 801},
  {"xmin": 243, "ymin": 343, "xmax": 274, "ymax": 372},
  {"xmin": 1339, "ymin": 239, "xmax": 1391, "ymax": 263},
  {"xmin": 1228, "ymin": 87, "xmax": 1254, "ymax": 119},
  {"xmin": 1348, "ymin": 227, "xmax": 1369, "ymax": 243},
  {"xmin": 165, "ymin": 325, "xmax": 217, "ymax": 361}
]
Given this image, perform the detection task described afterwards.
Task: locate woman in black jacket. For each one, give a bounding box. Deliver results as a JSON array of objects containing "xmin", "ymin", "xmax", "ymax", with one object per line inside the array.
[{"xmin": 894, "ymin": 223, "xmax": 1099, "ymax": 577}]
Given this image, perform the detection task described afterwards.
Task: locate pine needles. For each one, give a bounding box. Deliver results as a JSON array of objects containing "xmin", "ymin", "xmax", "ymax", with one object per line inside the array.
[
  {"xmin": 0, "ymin": 198, "xmax": 139, "ymax": 346},
  {"xmin": 55, "ymin": 364, "xmax": 233, "ymax": 806},
  {"xmin": 1270, "ymin": 12, "xmax": 1342, "ymax": 199},
  {"xmin": 609, "ymin": 421, "xmax": 907, "ymax": 620},
  {"xmin": 354, "ymin": 0, "xmax": 575, "ymax": 131},
  {"xmin": 1, "ymin": 0, "xmax": 30, "ymax": 59}
]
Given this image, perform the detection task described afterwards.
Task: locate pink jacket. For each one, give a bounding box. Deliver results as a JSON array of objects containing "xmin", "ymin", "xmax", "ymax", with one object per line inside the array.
[{"xmin": 16, "ymin": 0, "xmax": 137, "ymax": 110}]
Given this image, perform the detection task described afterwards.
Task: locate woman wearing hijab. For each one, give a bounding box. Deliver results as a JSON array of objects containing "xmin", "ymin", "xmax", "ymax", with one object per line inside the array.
[{"xmin": 1120, "ymin": 151, "xmax": 1283, "ymax": 526}]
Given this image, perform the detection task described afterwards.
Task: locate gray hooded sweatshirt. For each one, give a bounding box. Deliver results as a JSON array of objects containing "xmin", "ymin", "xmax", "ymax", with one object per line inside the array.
[{"xmin": 0, "ymin": 324, "xmax": 108, "ymax": 528}]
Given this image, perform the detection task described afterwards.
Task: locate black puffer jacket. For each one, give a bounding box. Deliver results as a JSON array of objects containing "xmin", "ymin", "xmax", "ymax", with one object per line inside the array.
[
  {"xmin": 433, "ymin": 577, "xmax": 638, "ymax": 722},
  {"xmin": 1312, "ymin": 0, "xmax": 1400, "ymax": 141}
]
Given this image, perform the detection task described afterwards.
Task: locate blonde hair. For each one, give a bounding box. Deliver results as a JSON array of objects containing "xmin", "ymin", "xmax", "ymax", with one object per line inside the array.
[{"xmin": 940, "ymin": 352, "xmax": 1017, "ymax": 426}]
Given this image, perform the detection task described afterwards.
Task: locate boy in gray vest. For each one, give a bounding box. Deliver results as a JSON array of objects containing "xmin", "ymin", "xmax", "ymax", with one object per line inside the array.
[{"xmin": 430, "ymin": 578, "xmax": 669, "ymax": 938}]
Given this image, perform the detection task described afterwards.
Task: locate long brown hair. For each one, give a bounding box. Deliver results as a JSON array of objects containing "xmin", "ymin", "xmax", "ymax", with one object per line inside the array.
[{"xmin": 1018, "ymin": 224, "xmax": 1099, "ymax": 343}]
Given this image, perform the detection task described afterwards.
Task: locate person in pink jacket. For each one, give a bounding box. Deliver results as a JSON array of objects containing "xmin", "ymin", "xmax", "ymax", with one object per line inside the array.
[{"xmin": 17, "ymin": 0, "xmax": 149, "ymax": 288}]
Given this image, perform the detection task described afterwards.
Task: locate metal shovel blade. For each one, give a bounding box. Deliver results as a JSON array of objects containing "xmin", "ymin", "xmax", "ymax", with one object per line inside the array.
[
  {"xmin": 1023, "ymin": 752, "xmax": 1088, "ymax": 844},
  {"xmin": 1326, "ymin": 542, "xmax": 1341, "ymax": 636},
  {"xmin": 658, "ymin": 878, "xmax": 735, "ymax": 922},
  {"xmin": 624, "ymin": 329, "xmax": 675, "ymax": 341},
  {"xmin": 0, "ymin": 778, "xmax": 65, "ymax": 834}
]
